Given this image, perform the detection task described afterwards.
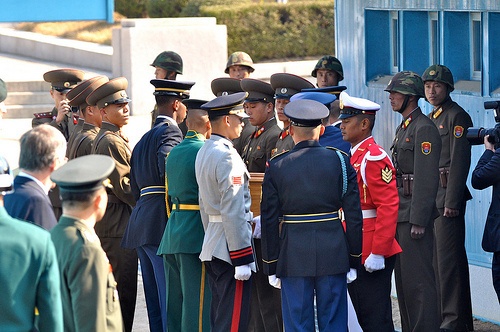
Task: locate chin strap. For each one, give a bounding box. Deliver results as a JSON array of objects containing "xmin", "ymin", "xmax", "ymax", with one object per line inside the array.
[{"xmin": 397, "ymin": 95, "xmax": 411, "ymax": 114}]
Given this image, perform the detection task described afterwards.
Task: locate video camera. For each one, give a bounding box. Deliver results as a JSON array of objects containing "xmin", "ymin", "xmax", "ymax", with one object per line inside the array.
[{"xmin": 467, "ymin": 101, "xmax": 500, "ymax": 146}]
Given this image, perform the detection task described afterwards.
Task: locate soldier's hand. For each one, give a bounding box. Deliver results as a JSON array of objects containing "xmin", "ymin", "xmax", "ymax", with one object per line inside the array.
[
  {"xmin": 364, "ymin": 253, "xmax": 385, "ymax": 272},
  {"xmin": 268, "ymin": 275, "xmax": 281, "ymax": 289},
  {"xmin": 410, "ymin": 224, "xmax": 425, "ymax": 239},
  {"xmin": 443, "ymin": 207, "xmax": 459, "ymax": 218},
  {"xmin": 234, "ymin": 264, "xmax": 252, "ymax": 281},
  {"xmin": 346, "ymin": 268, "xmax": 357, "ymax": 283},
  {"xmin": 55, "ymin": 99, "xmax": 71, "ymax": 124}
]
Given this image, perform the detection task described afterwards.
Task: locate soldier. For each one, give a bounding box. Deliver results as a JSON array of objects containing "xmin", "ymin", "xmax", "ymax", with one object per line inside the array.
[
  {"xmin": 87, "ymin": 77, "xmax": 137, "ymax": 332},
  {"xmin": 33, "ymin": 68, "xmax": 85, "ymax": 141},
  {"xmin": 261, "ymin": 99, "xmax": 363, "ymax": 331},
  {"xmin": 311, "ymin": 55, "xmax": 344, "ymax": 88},
  {"xmin": 4, "ymin": 125, "xmax": 67, "ymax": 230},
  {"xmin": 0, "ymin": 155, "xmax": 63, "ymax": 332},
  {"xmin": 339, "ymin": 92, "xmax": 401, "ymax": 331},
  {"xmin": 422, "ymin": 64, "xmax": 474, "ymax": 332},
  {"xmin": 224, "ymin": 52, "xmax": 257, "ymax": 156},
  {"xmin": 290, "ymin": 90, "xmax": 350, "ymax": 153},
  {"xmin": 158, "ymin": 100, "xmax": 212, "ymax": 332},
  {"xmin": 195, "ymin": 92, "xmax": 255, "ymax": 331},
  {"xmin": 225, "ymin": 51, "xmax": 255, "ymax": 80},
  {"xmin": 123, "ymin": 79, "xmax": 194, "ymax": 332},
  {"xmin": 385, "ymin": 71, "xmax": 441, "ymax": 332},
  {"xmin": 150, "ymin": 51, "xmax": 184, "ymax": 129},
  {"xmin": 50, "ymin": 155, "xmax": 123, "ymax": 332},
  {"xmin": 240, "ymin": 78, "xmax": 283, "ymax": 332},
  {"xmin": 66, "ymin": 76, "xmax": 109, "ymax": 159},
  {"xmin": 269, "ymin": 73, "xmax": 314, "ymax": 156}
]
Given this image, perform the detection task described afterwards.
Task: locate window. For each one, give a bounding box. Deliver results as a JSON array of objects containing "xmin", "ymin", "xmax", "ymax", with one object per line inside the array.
[
  {"xmin": 390, "ymin": 11, "xmax": 399, "ymax": 73},
  {"xmin": 471, "ymin": 12, "xmax": 482, "ymax": 80},
  {"xmin": 429, "ymin": 12, "xmax": 439, "ymax": 65}
]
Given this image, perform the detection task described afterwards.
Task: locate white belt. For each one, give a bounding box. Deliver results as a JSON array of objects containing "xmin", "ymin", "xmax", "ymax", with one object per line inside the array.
[
  {"xmin": 362, "ymin": 209, "xmax": 377, "ymax": 219},
  {"xmin": 209, "ymin": 215, "xmax": 222, "ymax": 223}
]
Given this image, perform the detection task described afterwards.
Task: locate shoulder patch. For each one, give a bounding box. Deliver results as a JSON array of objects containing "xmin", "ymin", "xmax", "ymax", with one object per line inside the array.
[
  {"xmin": 421, "ymin": 141, "xmax": 432, "ymax": 155},
  {"xmin": 325, "ymin": 146, "xmax": 349, "ymax": 156},
  {"xmin": 366, "ymin": 145, "xmax": 387, "ymax": 161},
  {"xmin": 454, "ymin": 125, "xmax": 464, "ymax": 138}
]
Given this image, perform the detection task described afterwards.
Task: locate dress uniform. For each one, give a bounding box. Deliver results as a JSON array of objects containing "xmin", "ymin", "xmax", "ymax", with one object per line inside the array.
[
  {"xmin": 269, "ymin": 73, "xmax": 314, "ymax": 157},
  {"xmin": 33, "ymin": 68, "xmax": 85, "ymax": 141},
  {"xmin": 66, "ymin": 76, "xmax": 109, "ymax": 159},
  {"xmin": 0, "ymin": 156, "xmax": 63, "ymax": 332},
  {"xmin": 158, "ymin": 99, "xmax": 211, "ymax": 331},
  {"xmin": 472, "ymin": 144, "xmax": 500, "ymax": 303},
  {"xmin": 240, "ymin": 78, "xmax": 283, "ymax": 332},
  {"xmin": 50, "ymin": 155, "xmax": 123, "ymax": 332},
  {"xmin": 338, "ymin": 92, "xmax": 401, "ymax": 332},
  {"xmin": 386, "ymin": 71, "xmax": 441, "ymax": 332},
  {"xmin": 196, "ymin": 92, "xmax": 255, "ymax": 332},
  {"xmin": 87, "ymin": 77, "xmax": 137, "ymax": 332},
  {"xmin": 261, "ymin": 99, "xmax": 363, "ymax": 331},
  {"xmin": 423, "ymin": 64, "xmax": 474, "ymax": 331},
  {"xmin": 123, "ymin": 79, "xmax": 194, "ymax": 332}
]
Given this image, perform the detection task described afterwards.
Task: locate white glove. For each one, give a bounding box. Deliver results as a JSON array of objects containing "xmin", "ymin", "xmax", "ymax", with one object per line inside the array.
[
  {"xmin": 234, "ymin": 264, "xmax": 252, "ymax": 281},
  {"xmin": 252, "ymin": 216, "xmax": 261, "ymax": 239},
  {"xmin": 346, "ymin": 268, "xmax": 357, "ymax": 283},
  {"xmin": 364, "ymin": 253, "xmax": 385, "ymax": 273},
  {"xmin": 268, "ymin": 275, "xmax": 281, "ymax": 289}
]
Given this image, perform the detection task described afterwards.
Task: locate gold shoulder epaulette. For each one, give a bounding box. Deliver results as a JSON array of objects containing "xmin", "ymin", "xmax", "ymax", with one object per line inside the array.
[{"xmin": 270, "ymin": 149, "xmax": 290, "ymax": 160}]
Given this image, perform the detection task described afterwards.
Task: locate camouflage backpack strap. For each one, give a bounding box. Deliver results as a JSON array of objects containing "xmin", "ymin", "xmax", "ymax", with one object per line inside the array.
[{"xmin": 326, "ymin": 147, "xmax": 348, "ymax": 198}]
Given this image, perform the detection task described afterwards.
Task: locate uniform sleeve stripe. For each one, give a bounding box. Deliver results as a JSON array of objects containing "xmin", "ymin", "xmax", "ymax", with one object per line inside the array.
[{"xmin": 230, "ymin": 247, "xmax": 253, "ymax": 259}]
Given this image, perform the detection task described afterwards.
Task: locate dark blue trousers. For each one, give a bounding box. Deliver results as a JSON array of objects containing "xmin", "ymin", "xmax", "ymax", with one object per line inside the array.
[
  {"xmin": 281, "ymin": 274, "xmax": 347, "ymax": 332},
  {"xmin": 137, "ymin": 244, "xmax": 166, "ymax": 332}
]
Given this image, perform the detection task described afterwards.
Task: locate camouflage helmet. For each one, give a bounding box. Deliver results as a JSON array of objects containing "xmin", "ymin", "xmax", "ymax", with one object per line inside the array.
[
  {"xmin": 385, "ymin": 71, "xmax": 425, "ymax": 98},
  {"xmin": 151, "ymin": 51, "xmax": 183, "ymax": 75},
  {"xmin": 422, "ymin": 64, "xmax": 454, "ymax": 92},
  {"xmin": 225, "ymin": 51, "xmax": 255, "ymax": 74},
  {"xmin": 311, "ymin": 55, "xmax": 344, "ymax": 81},
  {"xmin": 0, "ymin": 78, "xmax": 7, "ymax": 103}
]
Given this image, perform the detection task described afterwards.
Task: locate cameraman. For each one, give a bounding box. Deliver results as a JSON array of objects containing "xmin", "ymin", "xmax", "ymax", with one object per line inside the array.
[{"xmin": 471, "ymin": 134, "xmax": 500, "ymax": 303}]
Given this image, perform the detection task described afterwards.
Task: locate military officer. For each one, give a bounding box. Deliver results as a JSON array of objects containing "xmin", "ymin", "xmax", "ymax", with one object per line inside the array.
[
  {"xmin": 33, "ymin": 68, "xmax": 85, "ymax": 141},
  {"xmin": 269, "ymin": 73, "xmax": 314, "ymax": 156},
  {"xmin": 87, "ymin": 77, "xmax": 137, "ymax": 332},
  {"xmin": 66, "ymin": 76, "xmax": 109, "ymax": 159},
  {"xmin": 50, "ymin": 155, "xmax": 123, "ymax": 332},
  {"xmin": 240, "ymin": 78, "xmax": 283, "ymax": 332},
  {"xmin": 290, "ymin": 90, "xmax": 350, "ymax": 153},
  {"xmin": 211, "ymin": 77, "xmax": 255, "ymax": 155},
  {"xmin": 150, "ymin": 51, "xmax": 185, "ymax": 131},
  {"xmin": 422, "ymin": 64, "xmax": 474, "ymax": 331},
  {"xmin": 123, "ymin": 79, "xmax": 194, "ymax": 332},
  {"xmin": 196, "ymin": 92, "xmax": 255, "ymax": 331},
  {"xmin": 386, "ymin": 71, "xmax": 441, "ymax": 332},
  {"xmin": 311, "ymin": 55, "xmax": 344, "ymax": 88},
  {"xmin": 158, "ymin": 100, "xmax": 212, "ymax": 331},
  {"xmin": 261, "ymin": 99, "xmax": 363, "ymax": 331},
  {"xmin": 0, "ymin": 155, "xmax": 63, "ymax": 332},
  {"xmin": 339, "ymin": 92, "xmax": 402, "ymax": 331}
]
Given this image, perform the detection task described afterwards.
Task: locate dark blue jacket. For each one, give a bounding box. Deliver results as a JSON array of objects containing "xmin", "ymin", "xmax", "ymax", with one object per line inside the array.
[
  {"xmin": 4, "ymin": 175, "xmax": 57, "ymax": 230},
  {"xmin": 122, "ymin": 116, "xmax": 183, "ymax": 249},
  {"xmin": 472, "ymin": 149, "xmax": 500, "ymax": 252},
  {"xmin": 319, "ymin": 125, "xmax": 350, "ymax": 153}
]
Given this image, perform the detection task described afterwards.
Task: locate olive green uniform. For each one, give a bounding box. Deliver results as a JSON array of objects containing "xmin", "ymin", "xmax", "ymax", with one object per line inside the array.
[
  {"xmin": 429, "ymin": 97, "xmax": 474, "ymax": 330},
  {"xmin": 67, "ymin": 122, "xmax": 100, "ymax": 160},
  {"xmin": 391, "ymin": 107, "xmax": 441, "ymax": 332},
  {"xmin": 51, "ymin": 216, "xmax": 123, "ymax": 332}
]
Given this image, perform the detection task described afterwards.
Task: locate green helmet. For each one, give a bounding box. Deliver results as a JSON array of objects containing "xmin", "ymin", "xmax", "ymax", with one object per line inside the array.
[
  {"xmin": 151, "ymin": 51, "xmax": 183, "ymax": 75},
  {"xmin": 225, "ymin": 51, "xmax": 255, "ymax": 74},
  {"xmin": 385, "ymin": 71, "xmax": 425, "ymax": 98},
  {"xmin": 422, "ymin": 64, "xmax": 454, "ymax": 92},
  {"xmin": 311, "ymin": 55, "xmax": 344, "ymax": 81},
  {"xmin": 0, "ymin": 79, "xmax": 6, "ymax": 103}
]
